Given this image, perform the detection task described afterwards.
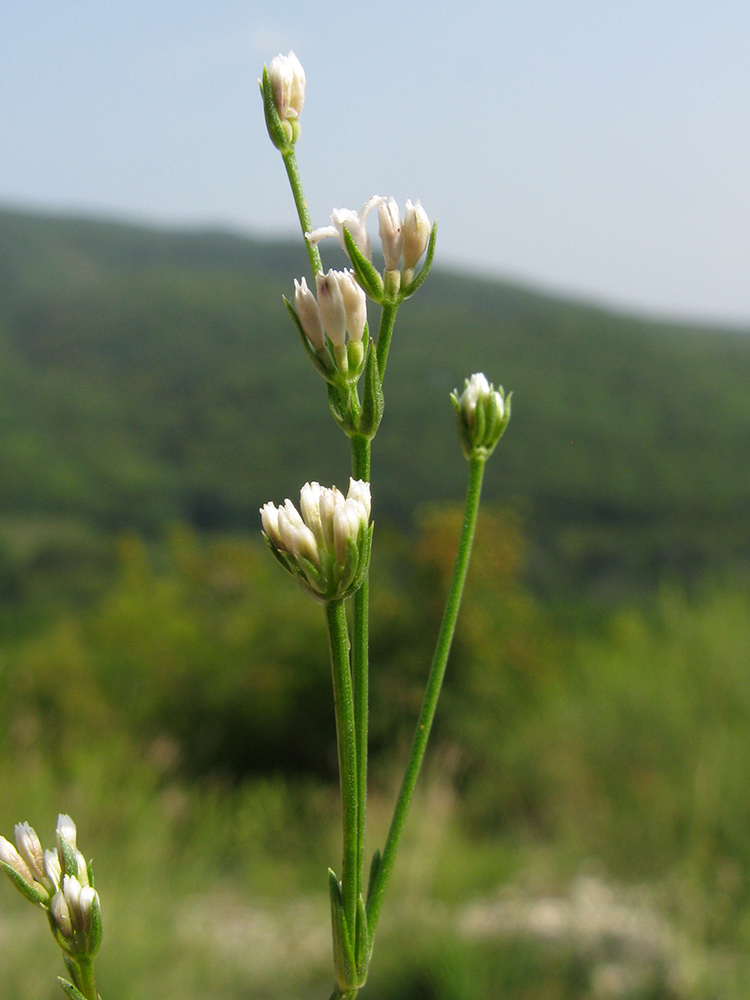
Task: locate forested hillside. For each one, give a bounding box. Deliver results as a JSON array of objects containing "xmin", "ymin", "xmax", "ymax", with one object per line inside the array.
[{"xmin": 0, "ymin": 205, "xmax": 748, "ymax": 589}]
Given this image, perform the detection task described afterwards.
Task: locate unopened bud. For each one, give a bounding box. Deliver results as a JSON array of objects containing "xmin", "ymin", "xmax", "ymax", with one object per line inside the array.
[
  {"xmin": 51, "ymin": 891, "xmax": 74, "ymax": 938},
  {"xmin": 0, "ymin": 835, "xmax": 34, "ymax": 884},
  {"xmin": 402, "ymin": 199, "xmax": 431, "ymax": 271},
  {"xmin": 266, "ymin": 51, "xmax": 305, "ymax": 144},
  {"xmin": 378, "ymin": 197, "xmax": 403, "ymax": 271},
  {"xmin": 338, "ymin": 271, "xmax": 367, "ymax": 343},
  {"xmin": 14, "ymin": 823, "xmax": 45, "ymax": 882},
  {"xmin": 294, "ymin": 277, "xmax": 325, "ymax": 351},
  {"xmin": 316, "ymin": 270, "xmax": 348, "ymax": 348}
]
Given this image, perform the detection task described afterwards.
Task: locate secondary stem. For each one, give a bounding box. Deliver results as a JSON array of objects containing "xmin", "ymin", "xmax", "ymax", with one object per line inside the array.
[
  {"xmin": 75, "ymin": 959, "xmax": 98, "ymax": 1000},
  {"xmin": 366, "ymin": 455, "xmax": 487, "ymax": 937},
  {"xmin": 325, "ymin": 598, "xmax": 359, "ymax": 935},
  {"xmin": 375, "ymin": 303, "xmax": 399, "ymax": 380},
  {"xmin": 282, "ymin": 148, "xmax": 322, "ymax": 277},
  {"xmin": 350, "ymin": 435, "xmax": 371, "ymax": 905}
]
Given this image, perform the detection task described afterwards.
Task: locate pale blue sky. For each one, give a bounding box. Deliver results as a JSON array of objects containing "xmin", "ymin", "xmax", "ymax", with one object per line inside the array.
[{"xmin": 1, "ymin": 1, "xmax": 749, "ymax": 324}]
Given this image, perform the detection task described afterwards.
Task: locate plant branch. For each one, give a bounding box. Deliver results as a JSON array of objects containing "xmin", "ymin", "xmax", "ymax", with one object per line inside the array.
[{"xmin": 366, "ymin": 454, "xmax": 487, "ymax": 937}]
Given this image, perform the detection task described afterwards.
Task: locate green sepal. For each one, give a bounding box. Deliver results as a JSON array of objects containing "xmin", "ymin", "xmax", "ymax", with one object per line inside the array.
[
  {"xmin": 57, "ymin": 979, "xmax": 86, "ymax": 1000},
  {"xmin": 327, "ymin": 382, "xmax": 348, "ymax": 429},
  {"xmin": 62, "ymin": 957, "xmax": 80, "ymax": 990},
  {"xmin": 328, "ymin": 868, "xmax": 356, "ymax": 989},
  {"xmin": 400, "ymin": 220, "xmax": 438, "ymax": 299},
  {"xmin": 357, "ymin": 339, "xmax": 384, "ymax": 440},
  {"xmin": 260, "ymin": 66, "xmax": 293, "ymax": 153},
  {"xmin": 47, "ymin": 907, "xmax": 76, "ymax": 956},
  {"xmin": 86, "ymin": 861, "xmax": 95, "ymax": 890},
  {"xmin": 354, "ymin": 892, "xmax": 370, "ymax": 976},
  {"xmin": 366, "ymin": 849, "xmax": 381, "ymax": 904},
  {"xmin": 58, "ymin": 837, "xmax": 78, "ymax": 880},
  {"xmin": 0, "ymin": 859, "xmax": 47, "ymax": 906},
  {"xmin": 342, "ymin": 228, "xmax": 384, "ymax": 302},
  {"xmin": 283, "ymin": 296, "xmax": 334, "ymax": 380},
  {"xmin": 86, "ymin": 892, "xmax": 103, "ymax": 959}
]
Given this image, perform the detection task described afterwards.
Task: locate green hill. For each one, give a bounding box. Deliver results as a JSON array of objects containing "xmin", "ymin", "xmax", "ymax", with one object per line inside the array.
[{"xmin": 0, "ymin": 205, "xmax": 748, "ymax": 589}]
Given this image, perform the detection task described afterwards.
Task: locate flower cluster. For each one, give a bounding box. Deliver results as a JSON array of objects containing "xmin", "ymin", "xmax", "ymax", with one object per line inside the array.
[
  {"xmin": 293, "ymin": 269, "xmax": 368, "ymax": 376},
  {"xmin": 0, "ymin": 815, "xmax": 102, "ymax": 962},
  {"xmin": 308, "ymin": 196, "xmax": 433, "ymax": 301},
  {"xmin": 451, "ymin": 373, "xmax": 512, "ymax": 460},
  {"xmin": 261, "ymin": 479, "xmax": 372, "ymax": 602}
]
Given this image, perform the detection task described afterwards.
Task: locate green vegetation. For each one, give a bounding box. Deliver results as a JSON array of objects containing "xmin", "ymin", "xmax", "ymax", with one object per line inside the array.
[
  {"xmin": 0, "ymin": 206, "xmax": 748, "ymax": 590},
  {"xmin": 1, "ymin": 206, "xmax": 750, "ymax": 997}
]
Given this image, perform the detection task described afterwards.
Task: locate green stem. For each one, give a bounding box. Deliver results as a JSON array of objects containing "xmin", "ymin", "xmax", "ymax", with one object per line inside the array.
[
  {"xmin": 282, "ymin": 148, "xmax": 322, "ymax": 276},
  {"xmin": 325, "ymin": 598, "xmax": 359, "ymax": 935},
  {"xmin": 75, "ymin": 958, "xmax": 98, "ymax": 1000},
  {"xmin": 351, "ymin": 435, "xmax": 371, "ymax": 906},
  {"xmin": 374, "ymin": 302, "xmax": 398, "ymax": 380},
  {"xmin": 366, "ymin": 455, "xmax": 486, "ymax": 937}
]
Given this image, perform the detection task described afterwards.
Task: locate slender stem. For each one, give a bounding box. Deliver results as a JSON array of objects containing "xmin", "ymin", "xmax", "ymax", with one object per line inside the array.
[
  {"xmin": 325, "ymin": 598, "xmax": 359, "ymax": 935},
  {"xmin": 281, "ymin": 148, "xmax": 322, "ymax": 277},
  {"xmin": 75, "ymin": 958, "xmax": 98, "ymax": 1000},
  {"xmin": 374, "ymin": 302, "xmax": 399, "ymax": 380},
  {"xmin": 350, "ymin": 435, "xmax": 371, "ymax": 906},
  {"xmin": 366, "ymin": 455, "xmax": 487, "ymax": 937}
]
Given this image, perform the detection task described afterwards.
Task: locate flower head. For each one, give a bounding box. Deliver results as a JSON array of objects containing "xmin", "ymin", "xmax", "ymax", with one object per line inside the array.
[
  {"xmin": 261, "ymin": 479, "xmax": 372, "ymax": 602},
  {"xmin": 451, "ymin": 373, "xmax": 511, "ymax": 460}
]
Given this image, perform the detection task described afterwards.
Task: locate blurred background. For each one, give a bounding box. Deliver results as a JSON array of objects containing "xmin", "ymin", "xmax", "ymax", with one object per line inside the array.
[{"xmin": 1, "ymin": 3, "xmax": 749, "ymax": 998}]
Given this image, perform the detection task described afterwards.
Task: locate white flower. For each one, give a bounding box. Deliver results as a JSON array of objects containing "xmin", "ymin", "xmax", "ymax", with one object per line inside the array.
[
  {"xmin": 402, "ymin": 199, "xmax": 431, "ymax": 271},
  {"xmin": 267, "ymin": 51, "xmax": 306, "ymax": 123},
  {"xmin": 378, "ymin": 197, "xmax": 403, "ymax": 271},
  {"xmin": 308, "ymin": 196, "xmax": 383, "ymax": 260}
]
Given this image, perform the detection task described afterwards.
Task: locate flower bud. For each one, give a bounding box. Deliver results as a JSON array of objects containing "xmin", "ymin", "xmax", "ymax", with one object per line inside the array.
[
  {"xmin": 267, "ymin": 51, "xmax": 305, "ymax": 142},
  {"xmin": 378, "ymin": 197, "xmax": 403, "ymax": 271},
  {"xmin": 14, "ymin": 822, "xmax": 45, "ymax": 882},
  {"xmin": 451, "ymin": 373, "xmax": 511, "ymax": 460},
  {"xmin": 0, "ymin": 835, "xmax": 34, "ymax": 884},
  {"xmin": 44, "ymin": 848, "xmax": 62, "ymax": 891},
  {"xmin": 56, "ymin": 813, "xmax": 78, "ymax": 877},
  {"xmin": 294, "ymin": 277, "xmax": 325, "ymax": 351},
  {"xmin": 261, "ymin": 480, "xmax": 372, "ymax": 602},
  {"xmin": 316, "ymin": 270, "xmax": 348, "ymax": 348},
  {"xmin": 56, "ymin": 814, "xmax": 77, "ymax": 851},
  {"xmin": 337, "ymin": 271, "xmax": 367, "ymax": 343},
  {"xmin": 51, "ymin": 891, "xmax": 73, "ymax": 938},
  {"xmin": 402, "ymin": 199, "xmax": 431, "ymax": 271}
]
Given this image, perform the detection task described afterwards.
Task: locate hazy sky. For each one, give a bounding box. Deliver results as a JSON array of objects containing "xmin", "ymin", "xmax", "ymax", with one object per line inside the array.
[{"xmin": 2, "ymin": 1, "xmax": 749, "ymax": 325}]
